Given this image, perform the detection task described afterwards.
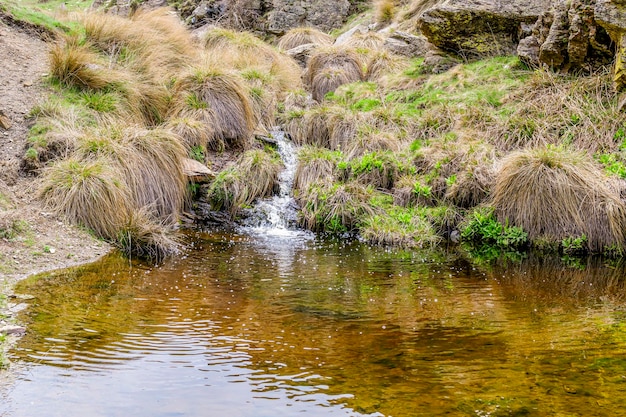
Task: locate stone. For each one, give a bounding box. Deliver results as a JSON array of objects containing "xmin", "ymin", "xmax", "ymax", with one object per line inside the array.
[
  {"xmin": 265, "ymin": 0, "xmax": 351, "ymax": 35},
  {"xmin": 383, "ymin": 31, "xmax": 431, "ymax": 57},
  {"xmin": 285, "ymin": 43, "xmax": 318, "ymax": 67},
  {"xmin": 519, "ymin": 0, "xmax": 614, "ymax": 73},
  {"xmin": 418, "ymin": 0, "xmax": 549, "ymax": 57},
  {"xmin": 0, "ymin": 325, "xmax": 26, "ymax": 335},
  {"xmin": 0, "ymin": 110, "xmax": 11, "ymax": 130},
  {"xmin": 596, "ymin": 0, "xmax": 626, "ymax": 89},
  {"xmin": 182, "ymin": 158, "xmax": 215, "ymax": 183}
]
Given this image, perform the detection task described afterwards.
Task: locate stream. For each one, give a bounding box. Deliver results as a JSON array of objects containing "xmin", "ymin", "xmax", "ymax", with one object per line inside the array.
[{"xmin": 3, "ymin": 234, "xmax": 626, "ymax": 416}]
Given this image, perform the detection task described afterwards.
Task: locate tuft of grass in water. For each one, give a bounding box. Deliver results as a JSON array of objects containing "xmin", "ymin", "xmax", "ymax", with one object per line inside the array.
[{"xmin": 361, "ymin": 206, "xmax": 441, "ymax": 248}]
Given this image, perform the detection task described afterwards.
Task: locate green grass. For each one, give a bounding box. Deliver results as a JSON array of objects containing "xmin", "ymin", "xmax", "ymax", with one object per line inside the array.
[{"xmin": 1, "ymin": 0, "xmax": 86, "ymax": 34}]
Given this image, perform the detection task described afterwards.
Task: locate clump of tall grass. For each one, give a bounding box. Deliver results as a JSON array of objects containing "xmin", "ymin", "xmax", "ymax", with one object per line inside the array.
[
  {"xmin": 49, "ymin": 36, "xmax": 120, "ymax": 91},
  {"xmin": 492, "ymin": 146, "xmax": 626, "ymax": 253},
  {"xmin": 82, "ymin": 8, "xmax": 196, "ymax": 81},
  {"xmin": 39, "ymin": 157, "xmax": 133, "ymax": 240},
  {"xmin": 304, "ymin": 46, "xmax": 364, "ymax": 100},
  {"xmin": 361, "ymin": 208, "xmax": 441, "ymax": 248},
  {"xmin": 297, "ymin": 181, "xmax": 375, "ymax": 233},
  {"xmin": 207, "ymin": 149, "xmax": 282, "ymax": 214},
  {"xmin": 374, "ymin": 0, "xmax": 397, "ymax": 25},
  {"xmin": 171, "ymin": 64, "xmax": 256, "ymax": 150},
  {"xmin": 293, "ymin": 146, "xmax": 344, "ymax": 192},
  {"xmin": 277, "ymin": 27, "xmax": 334, "ymax": 50},
  {"xmin": 366, "ymin": 50, "xmax": 409, "ymax": 82},
  {"xmin": 202, "ymin": 28, "xmax": 303, "ymax": 95}
]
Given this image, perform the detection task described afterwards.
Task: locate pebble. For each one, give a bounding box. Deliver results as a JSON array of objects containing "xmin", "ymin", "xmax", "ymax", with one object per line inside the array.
[{"xmin": 0, "ymin": 325, "xmax": 26, "ymax": 335}]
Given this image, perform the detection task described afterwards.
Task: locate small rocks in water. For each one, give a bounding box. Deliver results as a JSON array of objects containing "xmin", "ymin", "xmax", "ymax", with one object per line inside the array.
[{"xmin": 0, "ymin": 325, "xmax": 26, "ymax": 335}]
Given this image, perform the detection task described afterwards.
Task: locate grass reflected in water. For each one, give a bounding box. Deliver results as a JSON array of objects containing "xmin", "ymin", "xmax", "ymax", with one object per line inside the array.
[{"xmin": 4, "ymin": 232, "xmax": 626, "ymax": 416}]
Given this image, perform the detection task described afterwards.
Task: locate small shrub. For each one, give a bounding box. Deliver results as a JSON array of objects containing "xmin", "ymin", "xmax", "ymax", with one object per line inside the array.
[{"xmin": 461, "ymin": 207, "xmax": 528, "ymax": 250}]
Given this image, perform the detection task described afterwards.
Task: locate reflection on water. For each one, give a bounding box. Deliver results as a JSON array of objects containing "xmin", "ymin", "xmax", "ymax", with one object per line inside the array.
[{"xmin": 3, "ymin": 232, "xmax": 626, "ymax": 416}]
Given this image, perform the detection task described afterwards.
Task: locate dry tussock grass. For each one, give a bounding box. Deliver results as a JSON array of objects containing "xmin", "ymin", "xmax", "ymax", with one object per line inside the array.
[
  {"xmin": 374, "ymin": 0, "xmax": 397, "ymax": 24},
  {"xmin": 203, "ymin": 28, "xmax": 303, "ymax": 95},
  {"xmin": 366, "ymin": 51, "xmax": 409, "ymax": 82},
  {"xmin": 492, "ymin": 70, "xmax": 621, "ymax": 153},
  {"xmin": 277, "ymin": 27, "xmax": 333, "ymax": 50},
  {"xmin": 49, "ymin": 36, "xmax": 121, "ymax": 91},
  {"xmin": 311, "ymin": 68, "xmax": 358, "ymax": 102},
  {"xmin": 171, "ymin": 64, "xmax": 256, "ymax": 150},
  {"xmin": 342, "ymin": 31, "xmax": 385, "ymax": 52},
  {"xmin": 493, "ymin": 146, "xmax": 626, "ymax": 252},
  {"xmin": 165, "ymin": 117, "xmax": 213, "ymax": 150},
  {"xmin": 40, "ymin": 157, "xmax": 133, "ymax": 239},
  {"xmin": 293, "ymin": 146, "xmax": 342, "ymax": 192},
  {"xmin": 305, "ymin": 46, "xmax": 364, "ymax": 87},
  {"xmin": 297, "ymin": 181, "xmax": 375, "ymax": 232}
]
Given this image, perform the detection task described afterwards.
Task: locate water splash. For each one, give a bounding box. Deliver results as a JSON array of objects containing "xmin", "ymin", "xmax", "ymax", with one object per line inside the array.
[{"xmin": 240, "ymin": 131, "xmax": 311, "ymax": 239}]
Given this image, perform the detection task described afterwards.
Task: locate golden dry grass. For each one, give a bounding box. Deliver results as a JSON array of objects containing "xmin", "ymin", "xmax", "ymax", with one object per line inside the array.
[
  {"xmin": 49, "ymin": 36, "xmax": 120, "ymax": 91},
  {"xmin": 366, "ymin": 50, "xmax": 409, "ymax": 82},
  {"xmin": 374, "ymin": 0, "xmax": 397, "ymax": 25},
  {"xmin": 492, "ymin": 146, "xmax": 626, "ymax": 252},
  {"xmin": 208, "ymin": 149, "xmax": 282, "ymax": 214},
  {"xmin": 277, "ymin": 27, "xmax": 334, "ymax": 50},
  {"xmin": 171, "ymin": 64, "xmax": 256, "ymax": 150},
  {"xmin": 304, "ymin": 46, "xmax": 364, "ymax": 87},
  {"xmin": 293, "ymin": 146, "xmax": 342, "ymax": 193},
  {"xmin": 39, "ymin": 157, "xmax": 133, "ymax": 239},
  {"xmin": 311, "ymin": 67, "xmax": 358, "ymax": 102},
  {"xmin": 202, "ymin": 29, "xmax": 303, "ymax": 95}
]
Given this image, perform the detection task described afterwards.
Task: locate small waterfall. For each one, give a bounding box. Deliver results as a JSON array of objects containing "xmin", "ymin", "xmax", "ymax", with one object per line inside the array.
[{"xmin": 240, "ymin": 131, "xmax": 308, "ymax": 237}]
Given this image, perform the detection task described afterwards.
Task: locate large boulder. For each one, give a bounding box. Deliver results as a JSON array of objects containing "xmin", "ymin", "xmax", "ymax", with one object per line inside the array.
[
  {"xmin": 518, "ymin": 0, "xmax": 613, "ymax": 72},
  {"xmin": 596, "ymin": 0, "xmax": 626, "ymax": 89},
  {"xmin": 418, "ymin": 0, "xmax": 550, "ymax": 57}
]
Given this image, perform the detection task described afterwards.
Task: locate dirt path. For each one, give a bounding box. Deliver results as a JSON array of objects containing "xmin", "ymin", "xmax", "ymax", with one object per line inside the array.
[{"xmin": 0, "ymin": 14, "xmax": 111, "ymax": 352}]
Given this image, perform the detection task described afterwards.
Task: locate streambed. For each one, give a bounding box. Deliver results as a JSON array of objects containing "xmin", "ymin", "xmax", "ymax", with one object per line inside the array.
[{"xmin": 2, "ymin": 231, "xmax": 626, "ymax": 416}]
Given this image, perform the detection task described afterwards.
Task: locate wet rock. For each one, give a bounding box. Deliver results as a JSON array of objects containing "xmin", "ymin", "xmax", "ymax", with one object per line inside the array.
[{"xmin": 418, "ymin": 0, "xmax": 548, "ymax": 57}]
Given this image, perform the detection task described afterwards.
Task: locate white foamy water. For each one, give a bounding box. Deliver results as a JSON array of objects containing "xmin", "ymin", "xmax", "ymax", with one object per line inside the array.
[{"xmin": 240, "ymin": 131, "xmax": 311, "ymax": 239}]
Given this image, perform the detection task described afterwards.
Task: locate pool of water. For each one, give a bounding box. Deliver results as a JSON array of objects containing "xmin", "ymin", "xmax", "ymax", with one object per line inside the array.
[{"xmin": 3, "ymin": 231, "xmax": 626, "ymax": 416}]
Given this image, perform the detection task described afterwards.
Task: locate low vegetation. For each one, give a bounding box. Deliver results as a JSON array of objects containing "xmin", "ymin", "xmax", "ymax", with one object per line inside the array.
[{"xmin": 7, "ymin": 0, "xmax": 626, "ymax": 261}]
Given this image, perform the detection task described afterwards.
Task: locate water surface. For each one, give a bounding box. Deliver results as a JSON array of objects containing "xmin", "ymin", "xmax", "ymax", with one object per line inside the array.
[{"xmin": 3, "ymin": 232, "xmax": 626, "ymax": 416}]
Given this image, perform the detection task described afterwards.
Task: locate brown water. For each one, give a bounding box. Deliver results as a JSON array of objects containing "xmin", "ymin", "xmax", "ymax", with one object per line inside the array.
[{"xmin": 3, "ymin": 231, "xmax": 626, "ymax": 416}]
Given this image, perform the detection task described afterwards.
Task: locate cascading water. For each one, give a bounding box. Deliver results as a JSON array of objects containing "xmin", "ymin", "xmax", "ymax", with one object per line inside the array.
[{"xmin": 240, "ymin": 131, "xmax": 308, "ymax": 237}]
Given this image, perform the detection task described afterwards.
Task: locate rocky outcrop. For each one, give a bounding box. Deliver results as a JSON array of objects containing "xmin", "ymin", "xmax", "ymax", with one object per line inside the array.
[
  {"xmin": 517, "ymin": 0, "xmax": 613, "ymax": 72},
  {"xmin": 418, "ymin": 0, "xmax": 550, "ymax": 57},
  {"xmin": 185, "ymin": 0, "xmax": 354, "ymax": 33},
  {"xmin": 596, "ymin": 0, "xmax": 626, "ymax": 90},
  {"xmin": 266, "ymin": 0, "xmax": 350, "ymax": 34}
]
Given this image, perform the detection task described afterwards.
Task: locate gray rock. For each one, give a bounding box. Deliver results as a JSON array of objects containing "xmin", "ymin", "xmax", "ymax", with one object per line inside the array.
[
  {"xmin": 418, "ymin": 0, "xmax": 550, "ymax": 57},
  {"xmin": 519, "ymin": 0, "xmax": 613, "ymax": 72},
  {"xmin": 0, "ymin": 325, "xmax": 26, "ymax": 335},
  {"xmin": 285, "ymin": 43, "xmax": 318, "ymax": 67},
  {"xmin": 334, "ymin": 24, "xmax": 368, "ymax": 45},
  {"xmin": 267, "ymin": 0, "xmax": 350, "ymax": 35},
  {"xmin": 383, "ymin": 31, "xmax": 431, "ymax": 57}
]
